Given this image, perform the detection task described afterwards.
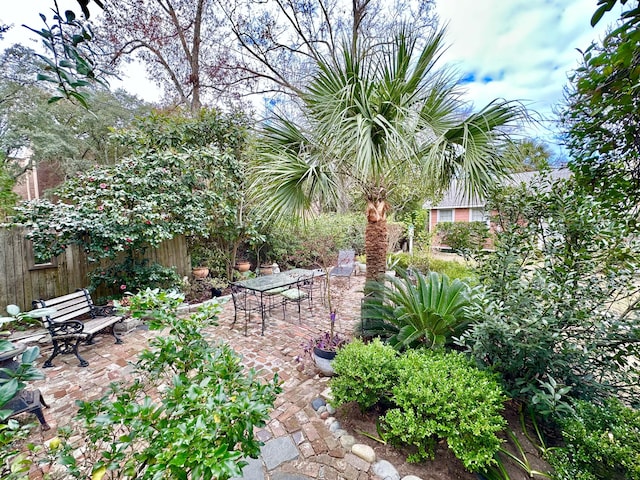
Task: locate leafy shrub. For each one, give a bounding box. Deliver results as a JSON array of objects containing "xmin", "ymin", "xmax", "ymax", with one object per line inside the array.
[
  {"xmin": 330, "ymin": 339, "xmax": 398, "ymax": 411},
  {"xmin": 460, "ymin": 178, "xmax": 640, "ymax": 409},
  {"xmin": 265, "ymin": 213, "xmax": 365, "ymax": 268},
  {"xmin": 56, "ymin": 289, "xmax": 281, "ymax": 480},
  {"xmin": 382, "ymin": 350, "xmax": 506, "ymax": 471},
  {"xmin": 547, "ymin": 398, "xmax": 640, "ymax": 480},
  {"xmin": 0, "ymin": 305, "xmax": 50, "ymax": 478},
  {"xmin": 89, "ymin": 257, "xmax": 181, "ymax": 298},
  {"xmin": 436, "ymin": 221, "xmax": 489, "ymax": 259},
  {"xmin": 359, "ymin": 270, "xmax": 474, "ymax": 349},
  {"xmin": 427, "ymin": 258, "xmax": 475, "ymax": 282},
  {"xmin": 388, "ymin": 251, "xmax": 475, "ymax": 281}
]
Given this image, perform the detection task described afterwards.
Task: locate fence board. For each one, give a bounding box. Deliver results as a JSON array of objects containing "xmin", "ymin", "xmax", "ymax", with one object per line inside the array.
[{"xmin": 0, "ymin": 227, "xmax": 190, "ymax": 312}]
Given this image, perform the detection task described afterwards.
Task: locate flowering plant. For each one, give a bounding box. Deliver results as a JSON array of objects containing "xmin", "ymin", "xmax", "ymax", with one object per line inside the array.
[
  {"xmin": 300, "ymin": 310, "xmax": 349, "ymax": 361},
  {"xmin": 303, "ymin": 330, "xmax": 348, "ymax": 355}
]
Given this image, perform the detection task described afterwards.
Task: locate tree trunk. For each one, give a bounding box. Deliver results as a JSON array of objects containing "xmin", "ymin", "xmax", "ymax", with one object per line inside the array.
[{"xmin": 365, "ymin": 199, "xmax": 388, "ymax": 284}]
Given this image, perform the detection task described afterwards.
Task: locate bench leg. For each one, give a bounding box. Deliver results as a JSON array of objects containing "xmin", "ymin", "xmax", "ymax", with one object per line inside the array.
[
  {"xmin": 46, "ymin": 337, "xmax": 89, "ymax": 367},
  {"xmin": 112, "ymin": 328, "xmax": 123, "ymax": 345},
  {"xmin": 43, "ymin": 340, "xmax": 61, "ymax": 368},
  {"xmin": 6, "ymin": 390, "xmax": 51, "ymax": 430}
]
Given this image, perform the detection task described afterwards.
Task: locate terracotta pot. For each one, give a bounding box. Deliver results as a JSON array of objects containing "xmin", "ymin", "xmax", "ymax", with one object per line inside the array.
[
  {"xmin": 260, "ymin": 264, "xmax": 273, "ymax": 275},
  {"xmin": 192, "ymin": 266, "xmax": 209, "ymax": 278},
  {"xmin": 235, "ymin": 261, "xmax": 251, "ymax": 272}
]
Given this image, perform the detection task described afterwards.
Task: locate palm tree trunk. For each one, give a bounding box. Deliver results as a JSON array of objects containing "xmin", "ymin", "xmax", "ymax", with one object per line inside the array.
[{"xmin": 365, "ymin": 199, "xmax": 388, "ymax": 284}]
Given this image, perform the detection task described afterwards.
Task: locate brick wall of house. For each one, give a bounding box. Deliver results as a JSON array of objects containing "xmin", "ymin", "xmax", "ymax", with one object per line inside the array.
[
  {"xmin": 454, "ymin": 208, "xmax": 470, "ymax": 222},
  {"xmin": 430, "ymin": 209, "xmax": 438, "ymax": 233}
]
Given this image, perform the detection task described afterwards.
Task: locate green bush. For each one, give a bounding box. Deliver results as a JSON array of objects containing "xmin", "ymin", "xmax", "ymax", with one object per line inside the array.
[
  {"xmin": 330, "ymin": 339, "xmax": 398, "ymax": 411},
  {"xmin": 382, "ymin": 350, "xmax": 506, "ymax": 471},
  {"xmin": 389, "ymin": 251, "xmax": 476, "ymax": 282},
  {"xmin": 265, "ymin": 213, "xmax": 365, "ymax": 268},
  {"xmin": 547, "ymin": 398, "xmax": 640, "ymax": 480},
  {"xmin": 89, "ymin": 257, "xmax": 181, "ymax": 298},
  {"xmin": 428, "ymin": 258, "xmax": 475, "ymax": 282},
  {"xmin": 436, "ymin": 221, "xmax": 489, "ymax": 259}
]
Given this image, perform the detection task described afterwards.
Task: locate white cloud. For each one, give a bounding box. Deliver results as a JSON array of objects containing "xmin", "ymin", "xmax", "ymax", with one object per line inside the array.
[{"xmin": 434, "ymin": 0, "xmax": 611, "ymax": 151}]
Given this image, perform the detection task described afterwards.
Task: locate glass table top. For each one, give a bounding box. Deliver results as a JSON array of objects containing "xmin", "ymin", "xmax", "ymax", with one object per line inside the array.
[{"xmin": 232, "ymin": 268, "xmax": 325, "ymax": 292}]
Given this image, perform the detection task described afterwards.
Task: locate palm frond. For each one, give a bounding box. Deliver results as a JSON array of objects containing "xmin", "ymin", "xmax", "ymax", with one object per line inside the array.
[{"xmin": 361, "ymin": 270, "xmax": 473, "ymax": 350}]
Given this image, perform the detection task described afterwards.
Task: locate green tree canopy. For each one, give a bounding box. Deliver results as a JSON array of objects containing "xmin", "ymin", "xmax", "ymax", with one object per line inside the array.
[{"xmin": 253, "ymin": 28, "xmax": 527, "ymax": 282}]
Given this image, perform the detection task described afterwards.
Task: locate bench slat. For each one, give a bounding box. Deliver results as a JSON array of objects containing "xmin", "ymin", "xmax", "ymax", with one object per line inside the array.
[
  {"xmin": 36, "ymin": 290, "xmax": 87, "ymax": 307},
  {"xmin": 52, "ymin": 307, "xmax": 93, "ymax": 323},
  {"xmin": 83, "ymin": 317, "xmax": 122, "ymax": 335}
]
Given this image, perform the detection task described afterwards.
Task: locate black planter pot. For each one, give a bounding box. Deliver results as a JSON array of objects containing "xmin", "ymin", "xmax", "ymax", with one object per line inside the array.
[
  {"xmin": 211, "ymin": 287, "xmax": 223, "ymax": 297},
  {"xmin": 313, "ymin": 347, "xmax": 337, "ymax": 360},
  {"xmin": 312, "ymin": 347, "xmax": 337, "ymax": 375}
]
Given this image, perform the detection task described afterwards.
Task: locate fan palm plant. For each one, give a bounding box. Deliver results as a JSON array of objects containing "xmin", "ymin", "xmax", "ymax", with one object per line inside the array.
[
  {"xmin": 360, "ymin": 270, "xmax": 473, "ymax": 350},
  {"xmin": 253, "ymin": 27, "xmax": 527, "ymax": 283}
]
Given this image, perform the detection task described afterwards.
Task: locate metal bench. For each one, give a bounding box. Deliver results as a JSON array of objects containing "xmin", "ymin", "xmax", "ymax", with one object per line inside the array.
[{"xmin": 32, "ymin": 289, "xmax": 123, "ymax": 368}]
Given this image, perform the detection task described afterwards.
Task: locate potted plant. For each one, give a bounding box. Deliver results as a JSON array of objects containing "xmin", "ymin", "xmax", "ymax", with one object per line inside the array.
[
  {"xmin": 235, "ymin": 259, "xmax": 251, "ymax": 272},
  {"xmin": 192, "ymin": 266, "xmax": 210, "ymax": 279},
  {"xmin": 303, "ymin": 310, "xmax": 348, "ymax": 375}
]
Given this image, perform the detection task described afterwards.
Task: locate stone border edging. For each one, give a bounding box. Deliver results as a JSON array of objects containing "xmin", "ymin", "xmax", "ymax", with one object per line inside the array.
[{"xmin": 312, "ymin": 389, "xmax": 423, "ymax": 480}]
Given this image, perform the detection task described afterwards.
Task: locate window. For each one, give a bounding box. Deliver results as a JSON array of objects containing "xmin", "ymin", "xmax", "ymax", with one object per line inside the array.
[
  {"xmin": 470, "ymin": 208, "xmax": 488, "ymax": 223},
  {"xmin": 26, "ymin": 239, "xmax": 58, "ymax": 270},
  {"xmin": 437, "ymin": 209, "xmax": 453, "ymax": 223}
]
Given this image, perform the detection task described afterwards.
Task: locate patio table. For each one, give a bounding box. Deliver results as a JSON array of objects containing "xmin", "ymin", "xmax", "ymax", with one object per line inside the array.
[{"xmin": 231, "ymin": 268, "xmax": 325, "ymax": 335}]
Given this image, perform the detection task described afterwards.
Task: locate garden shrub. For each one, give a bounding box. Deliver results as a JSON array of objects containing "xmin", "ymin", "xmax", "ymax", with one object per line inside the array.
[
  {"xmin": 389, "ymin": 251, "xmax": 476, "ymax": 281},
  {"xmin": 381, "ymin": 349, "xmax": 506, "ymax": 471},
  {"xmin": 265, "ymin": 213, "xmax": 365, "ymax": 268},
  {"xmin": 460, "ymin": 177, "xmax": 640, "ymax": 409},
  {"xmin": 547, "ymin": 398, "xmax": 640, "ymax": 480},
  {"xmin": 89, "ymin": 257, "xmax": 181, "ymax": 299},
  {"xmin": 330, "ymin": 338, "xmax": 398, "ymax": 411},
  {"xmin": 427, "ymin": 258, "xmax": 475, "ymax": 282},
  {"xmin": 436, "ymin": 221, "xmax": 489, "ymax": 260},
  {"xmin": 55, "ymin": 289, "xmax": 281, "ymax": 480}
]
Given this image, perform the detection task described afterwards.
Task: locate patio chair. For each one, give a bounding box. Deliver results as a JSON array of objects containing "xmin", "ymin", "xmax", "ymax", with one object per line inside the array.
[
  {"xmin": 330, "ymin": 250, "xmax": 356, "ymax": 287},
  {"xmin": 230, "ymin": 285, "xmax": 263, "ymax": 336},
  {"xmin": 280, "ymin": 278, "xmax": 312, "ymax": 324}
]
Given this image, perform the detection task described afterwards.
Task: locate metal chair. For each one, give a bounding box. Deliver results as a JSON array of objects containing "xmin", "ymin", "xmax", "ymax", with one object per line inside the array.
[
  {"xmin": 230, "ymin": 285, "xmax": 263, "ymax": 336},
  {"xmin": 280, "ymin": 278, "xmax": 311, "ymax": 323},
  {"xmin": 329, "ymin": 250, "xmax": 356, "ymax": 287}
]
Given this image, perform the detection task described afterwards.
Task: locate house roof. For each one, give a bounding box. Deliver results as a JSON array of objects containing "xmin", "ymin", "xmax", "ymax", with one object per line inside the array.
[{"xmin": 425, "ymin": 168, "xmax": 572, "ymax": 209}]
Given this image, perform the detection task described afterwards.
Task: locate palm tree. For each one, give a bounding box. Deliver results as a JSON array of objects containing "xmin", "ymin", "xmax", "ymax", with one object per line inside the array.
[{"xmin": 253, "ymin": 28, "xmax": 526, "ymax": 283}]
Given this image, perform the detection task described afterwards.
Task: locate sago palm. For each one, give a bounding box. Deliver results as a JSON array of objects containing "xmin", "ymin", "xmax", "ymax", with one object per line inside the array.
[
  {"xmin": 253, "ymin": 27, "xmax": 526, "ymax": 282},
  {"xmin": 360, "ymin": 270, "xmax": 473, "ymax": 350}
]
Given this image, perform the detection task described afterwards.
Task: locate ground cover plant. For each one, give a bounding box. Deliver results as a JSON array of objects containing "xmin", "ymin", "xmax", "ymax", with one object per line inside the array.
[{"xmin": 50, "ymin": 289, "xmax": 281, "ymax": 480}]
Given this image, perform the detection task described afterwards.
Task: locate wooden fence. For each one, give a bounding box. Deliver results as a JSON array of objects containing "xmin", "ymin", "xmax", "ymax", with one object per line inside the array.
[{"xmin": 0, "ymin": 227, "xmax": 190, "ymax": 312}]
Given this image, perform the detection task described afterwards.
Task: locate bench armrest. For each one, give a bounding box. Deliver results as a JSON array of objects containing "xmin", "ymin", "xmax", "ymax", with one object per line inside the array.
[
  {"xmin": 91, "ymin": 305, "xmax": 117, "ymax": 317},
  {"xmin": 48, "ymin": 319, "xmax": 86, "ymax": 338}
]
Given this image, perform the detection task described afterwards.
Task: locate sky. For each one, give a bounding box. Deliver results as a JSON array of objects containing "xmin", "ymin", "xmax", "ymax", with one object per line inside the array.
[
  {"xmin": 434, "ymin": 0, "xmax": 611, "ymax": 156},
  {"xmin": 1, "ymin": 0, "xmax": 615, "ymax": 158}
]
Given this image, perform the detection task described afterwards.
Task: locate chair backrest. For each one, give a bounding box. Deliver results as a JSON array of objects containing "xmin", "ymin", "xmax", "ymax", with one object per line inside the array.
[{"xmin": 336, "ymin": 250, "xmax": 355, "ymax": 267}]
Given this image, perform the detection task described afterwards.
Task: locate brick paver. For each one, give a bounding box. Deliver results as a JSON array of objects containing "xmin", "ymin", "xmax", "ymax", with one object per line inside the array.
[{"xmin": 18, "ymin": 275, "xmax": 388, "ymax": 479}]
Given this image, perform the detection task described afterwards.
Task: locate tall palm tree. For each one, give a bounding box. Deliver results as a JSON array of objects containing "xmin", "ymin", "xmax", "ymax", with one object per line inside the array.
[{"xmin": 253, "ymin": 28, "xmax": 526, "ymax": 282}]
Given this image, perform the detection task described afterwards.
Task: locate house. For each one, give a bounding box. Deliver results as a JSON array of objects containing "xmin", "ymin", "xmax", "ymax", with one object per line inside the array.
[{"xmin": 425, "ymin": 169, "xmax": 571, "ymax": 248}]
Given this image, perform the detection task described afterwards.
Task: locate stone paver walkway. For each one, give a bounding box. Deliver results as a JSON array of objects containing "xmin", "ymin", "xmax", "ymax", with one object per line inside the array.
[{"xmin": 17, "ymin": 275, "xmax": 411, "ymax": 479}]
